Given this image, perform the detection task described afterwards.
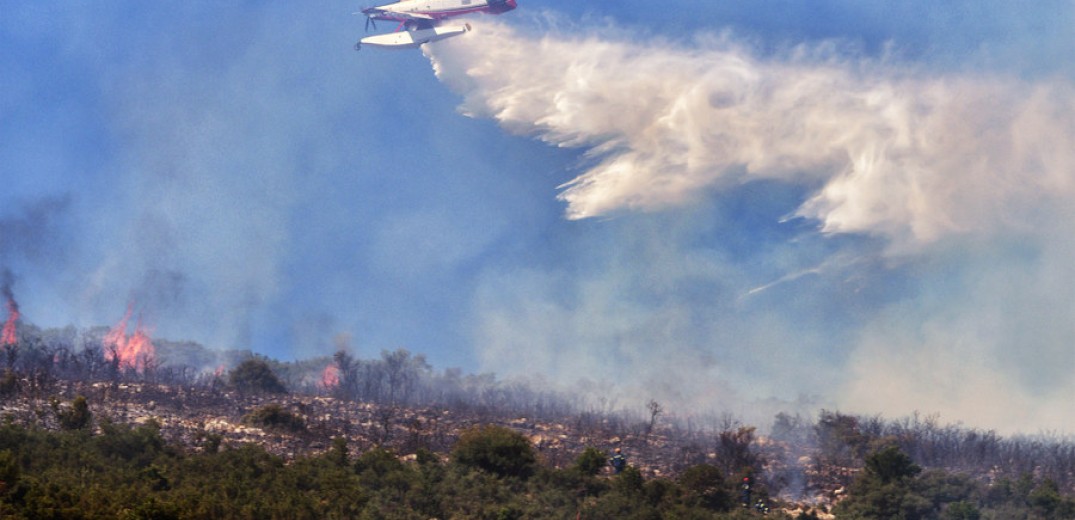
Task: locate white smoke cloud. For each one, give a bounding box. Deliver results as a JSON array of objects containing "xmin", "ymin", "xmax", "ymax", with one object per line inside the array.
[
  {"xmin": 8, "ymin": 2, "xmax": 1075, "ymax": 433},
  {"xmin": 427, "ymin": 20, "xmax": 1075, "ymax": 251},
  {"xmin": 428, "ymin": 18, "xmax": 1075, "ymax": 432},
  {"xmin": 840, "ymin": 236, "xmax": 1075, "ymax": 432}
]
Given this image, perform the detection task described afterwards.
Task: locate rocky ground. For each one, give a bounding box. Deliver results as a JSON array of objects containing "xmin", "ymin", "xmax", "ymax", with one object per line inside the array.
[
  {"xmin": 1, "ymin": 378, "xmax": 845, "ymax": 517},
  {"xmin": 2, "ymin": 380, "xmax": 699, "ymax": 472}
]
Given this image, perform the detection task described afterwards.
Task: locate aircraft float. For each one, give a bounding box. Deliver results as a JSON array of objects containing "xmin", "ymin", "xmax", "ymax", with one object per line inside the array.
[{"xmin": 355, "ymin": 0, "xmax": 517, "ymax": 50}]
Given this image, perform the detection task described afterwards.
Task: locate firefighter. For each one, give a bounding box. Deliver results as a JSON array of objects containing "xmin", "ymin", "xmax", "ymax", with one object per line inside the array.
[{"xmin": 609, "ymin": 448, "xmax": 627, "ymax": 474}]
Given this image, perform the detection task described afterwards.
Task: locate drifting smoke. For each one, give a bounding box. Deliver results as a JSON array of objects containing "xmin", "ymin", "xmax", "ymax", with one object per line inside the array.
[
  {"xmin": 2, "ymin": 270, "xmax": 18, "ymax": 346},
  {"xmin": 425, "ymin": 19, "xmax": 1075, "ymax": 432},
  {"xmin": 427, "ymin": 21, "xmax": 1075, "ymax": 251}
]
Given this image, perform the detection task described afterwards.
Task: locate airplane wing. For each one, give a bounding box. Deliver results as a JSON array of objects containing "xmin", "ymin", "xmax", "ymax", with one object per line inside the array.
[
  {"xmin": 361, "ymin": 5, "xmax": 441, "ymax": 34},
  {"xmin": 392, "ymin": 12, "xmax": 437, "ymax": 31},
  {"xmin": 392, "ymin": 11, "xmax": 435, "ymax": 20},
  {"xmin": 367, "ymin": 8, "xmax": 435, "ymax": 22}
]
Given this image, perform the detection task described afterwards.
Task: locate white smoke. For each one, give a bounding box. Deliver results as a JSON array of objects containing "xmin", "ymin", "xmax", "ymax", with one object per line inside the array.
[
  {"xmin": 427, "ymin": 20, "xmax": 1075, "ymax": 251},
  {"xmin": 427, "ymin": 18, "xmax": 1075, "ymax": 432}
]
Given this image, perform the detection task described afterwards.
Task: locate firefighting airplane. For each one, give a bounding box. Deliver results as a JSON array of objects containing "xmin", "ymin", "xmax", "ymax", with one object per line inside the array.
[{"xmin": 355, "ymin": 0, "xmax": 517, "ymax": 50}]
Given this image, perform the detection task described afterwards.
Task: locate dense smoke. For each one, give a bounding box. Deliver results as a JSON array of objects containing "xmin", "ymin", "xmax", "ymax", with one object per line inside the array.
[
  {"xmin": 426, "ymin": 19, "xmax": 1075, "ymax": 432},
  {"xmin": 427, "ymin": 21, "xmax": 1075, "ymax": 249},
  {"xmin": 1, "ymin": 269, "xmax": 14, "ymax": 307},
  {"xmin": 2, "ymin": 269, "xmax": 19, "ymax": 346},
  {"xmin": 5, "ymin": 3, "xmax": 1074, "ymax": 435}
]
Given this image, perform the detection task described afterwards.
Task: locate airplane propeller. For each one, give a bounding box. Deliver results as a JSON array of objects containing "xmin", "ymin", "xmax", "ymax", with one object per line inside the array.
[{"xmin": 357, "ymin": 6, "xmax": 379, "ymax": 32}]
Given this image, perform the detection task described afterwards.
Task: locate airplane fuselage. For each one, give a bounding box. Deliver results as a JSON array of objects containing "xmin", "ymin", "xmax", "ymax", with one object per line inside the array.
[
  {"xmin": 372, "ymin": 0, "xmax": 516, "ymax": 21},
  {"xmin": 356, "ymin": 0, "xmax": 516, "ymax": 49}
]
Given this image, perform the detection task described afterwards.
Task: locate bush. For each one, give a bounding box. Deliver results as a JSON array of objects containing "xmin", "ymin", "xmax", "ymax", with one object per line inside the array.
[
  {"xmin": 614, "ymin": 465, "xmax": 645, "ymax": 495},
  {"xmin": 835, "ymin": 445, "xmax": 933, "ymax": 519},
  {"xmin": 573, "ymin": 446, "xmax": 608, "ymax": 476},
  {"xmin": 679, "ymin": 464, "xmax": 733, "ymax": 511},
  {"xmin": 0, "ymin": 370, "xmax": 17, "ymax": 396},
  {"xmin": 943, "ymin": 501, "xmax": 981, "ymax": 520},
  {"xmin": 0, "ymin": 449, "xmax": 19, "ymax": 494},
  {"xmin": 229, "ymin": 358, "xmax": 287, "ymax": 394},
  {"xmin": 451, "ymin": 425, "xmax": 537, "ymax": 479},
  {"xmin": 865, "ymin": 444, "xmax": 921, "ymax": 484},
  {"xmin": 242, "ymin": 404, "xmax": 306, "ymax": 433},
  {"xmin": 53, "ymin": 395, "xmax": 92, "ymax": 430}
]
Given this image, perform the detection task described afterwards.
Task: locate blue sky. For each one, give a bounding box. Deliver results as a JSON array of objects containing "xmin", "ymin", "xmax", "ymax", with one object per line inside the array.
[{"xmin": 3, "ymin": 1, "xmax": 1075, "ymax": 432}]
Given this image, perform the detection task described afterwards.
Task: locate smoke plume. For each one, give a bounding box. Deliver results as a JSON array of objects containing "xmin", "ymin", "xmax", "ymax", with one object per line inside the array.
[
  {"xmin": 425, "ymin": 18, "xmax": 1075, "ymax": 432},
  {"xmin": 426, "ymin": 21, "xmax": 1075, "ymax": 251},
  {"xmin": 2, "ymin": 269, "xmax": 19, "ymax": 346}
]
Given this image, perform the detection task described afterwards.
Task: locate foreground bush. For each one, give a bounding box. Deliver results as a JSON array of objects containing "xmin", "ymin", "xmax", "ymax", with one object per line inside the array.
[
  {"xmin": 1, "ymin": 417, "xmax": 1073, "ymax": 519},
  {"xmin": 451, "ymin": 424, "xmax": 538, "ymax": 479}
]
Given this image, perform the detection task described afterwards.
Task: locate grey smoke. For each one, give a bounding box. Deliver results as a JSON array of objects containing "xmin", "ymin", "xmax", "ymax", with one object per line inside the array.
[{"xmin": 425, "ymin": 18, "xmax": 1075, "ymax": 433}]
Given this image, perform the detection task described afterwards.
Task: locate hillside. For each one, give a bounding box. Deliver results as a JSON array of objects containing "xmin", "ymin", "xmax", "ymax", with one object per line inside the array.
[{"xmin": 2, "ymin": 326, "xmax": 1075, "ymax": 518}]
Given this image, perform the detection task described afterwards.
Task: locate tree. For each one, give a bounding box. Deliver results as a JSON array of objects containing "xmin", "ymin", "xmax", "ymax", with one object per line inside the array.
[
  {"xmin": 332, "ymin": 349, "xmax": 358, "ymax": 399},
  {"xmin": 379, "ymin": 348, "xmax": 430, "ymax": 405},
  {"xmin": 327, "ymin": 437, "xmax": 349, "ymax": 467},
  {"xmin": 96, "ymin": 417, "xmax": 167, "ymax": 465},
  {"xmin": 943, "ymin": 501, "xmax": 981, "ymax": 520},
  {"xmin": 452, "ymin": 425, "xmax": 537, "ymax": 479},
  {"xmin": 612, "ymin": 465, "xmax": 644, "ymax": 496},
  {"xmin": 0, "ymin": 449, "xmax": 18, "ymax": 495},
  {"xmin": 834, "ymin": 445, "xmax": 933, "ymax": 520},
  {"xmin": 573, "ymin": 447, "xmax": 608, "ymax": 476},
  {"xmin": 242, "ymin": 404, "xmax": 306, "ymax": 433},
  {"xmin": 678, "ymin": 464, "xmax": 733, "ymax": 511},
  {"xmin": 771, "ymin": 412, "xmax": 813, "ymax": 446},
  {"xmin": 2, "ymin": 338, "xmax": 17, "ymax": 370},
  {"xmin": 0, "ymin": 369, "xmax": 17, "ymax": 396},
  {"xmin": 353, "ymin": 447, "xmax": 407, "ymax": 489},
  {"xmin": 646, "ymin": 399, "xmax": 663, "ymax": 435},
  {"xmin": 229, "ymin": 358, "xmax": 287, "ymax": 394},
  {"xmin": 53, "ymin": 395, "xmax": 92, "ymax": 430},
  {"xmin": 865, "ymin": 444, "xmax": 921, "ymax": 484},
  {"xmin": 715, "ymin": 425, "xmax": 760, "ymax": 477},
  {"xmin": 1028, "ymin": 478, "xmax": 1072, "ymax": 518},
  {"xmin": 816, "ymin": 410, "xmax": 870, "ymax": 468}
]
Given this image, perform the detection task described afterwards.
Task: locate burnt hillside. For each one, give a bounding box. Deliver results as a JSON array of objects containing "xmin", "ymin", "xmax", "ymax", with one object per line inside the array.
[{"xmin": 2, "ymin": 321, "xmax": 1075, "ymax": 515}]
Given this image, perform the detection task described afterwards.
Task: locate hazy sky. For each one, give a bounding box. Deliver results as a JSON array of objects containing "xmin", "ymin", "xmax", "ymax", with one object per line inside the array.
[{"xmin": 3, "ymin": 1, "xmax": 1074, "ymax": 433}]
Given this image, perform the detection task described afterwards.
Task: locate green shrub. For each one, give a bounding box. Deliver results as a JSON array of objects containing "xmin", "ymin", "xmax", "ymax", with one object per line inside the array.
[
  {"xmin": 679, "ymin": 464, "xmax": 733, "ymax": 511},
  {"xmin": 451, "ymin": 425, "xmax": 536, "ymax": 479},
  {"xmin": 229, "ymin": 358, "xmax": 287, "ymax": 394},
  {"xmin": 242, "ymin": 404, "xmax": 306, "ymax": 433},
  {"xmin": 53, "ymin": 395, "xmax": 92, "ymax": 430},
  {"xmin": 573, "ymin": 446, "xmax": 608, "ymax": 476}
]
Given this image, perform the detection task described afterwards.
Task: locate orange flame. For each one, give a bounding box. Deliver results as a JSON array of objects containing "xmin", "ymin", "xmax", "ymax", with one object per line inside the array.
[
  {"xmin": 103, "ymin": 305, "xmax": 156, "ymax": 373},
  {"xmin": 1, "ymin": 294, "xmax": 17, "ymax": 346},
  {"xmin": 320, "ymin": 364, "xmax": 340, "ymax": 389}
]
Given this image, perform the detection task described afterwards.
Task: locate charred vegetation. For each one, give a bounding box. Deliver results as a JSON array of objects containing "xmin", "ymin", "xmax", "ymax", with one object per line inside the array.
[{"xmin": 1, "ymin": 322, "xmax": 1074, "ymax": 517}]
